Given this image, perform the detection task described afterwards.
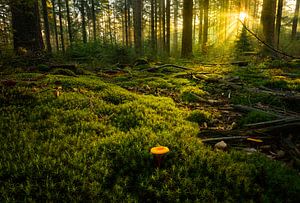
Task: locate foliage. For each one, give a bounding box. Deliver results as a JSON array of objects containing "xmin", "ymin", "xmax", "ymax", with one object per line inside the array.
[
  {"xmin": 234, "ymin": 27, "xmax": 253, "ymax": 58},
  {"xmin": 51, "ymin": 68, "xmax": 77, "ymax": 77}
]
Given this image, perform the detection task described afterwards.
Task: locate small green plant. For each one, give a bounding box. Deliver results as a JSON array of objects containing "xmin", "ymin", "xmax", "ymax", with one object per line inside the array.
[{"xmin": 187, "ymin": 110, "xmax": 213, "ymax": 124}]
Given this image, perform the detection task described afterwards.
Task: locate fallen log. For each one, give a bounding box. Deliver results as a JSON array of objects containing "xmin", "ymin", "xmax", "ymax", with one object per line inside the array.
[
  {"xmin": 146, "ymin": 64, "xmax": 191, "ymax": 72},
  {"xmin": 232, "ymin": 104, "xmax": 284, "ymax": 118},
  {"xmin": 245, "ymin": 117, "xmax": 300, "ymax": 128}
]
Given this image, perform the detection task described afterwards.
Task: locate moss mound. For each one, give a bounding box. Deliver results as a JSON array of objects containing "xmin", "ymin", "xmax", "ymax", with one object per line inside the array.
[{"xmin": 0, "ymin": 73, "xmax": 299, "ymax": 202}]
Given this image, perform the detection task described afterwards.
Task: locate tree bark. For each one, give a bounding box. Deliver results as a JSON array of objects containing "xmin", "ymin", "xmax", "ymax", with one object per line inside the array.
[
  {"xmin": 292, "ymin": 0, "xmax": 300, "ymax": 40},
  {"xmin": 58, "ymin": 0, "xmax": 65, "ymax": 52},
  {"xmin": 91, "ymin": 0, "xmax": 97, "ymax": 41},
  {"xmin": 42, "ymin": 0, "xmax": 52, "ymax": 53},
  {"xmin": 65, "ymin": 0, "xmax": 73, "ymax": 45},
  {"xmin": 202, "ymin": 0, "xmax": 209, "ymax": 53},
  {"xmin": 10, "ymin": 0, "xmax": 44, "ymax": 52},
  {"xmin": 51, "ymin": 0, "xmax": 59, "ymax": 51},
  {"xmin": 181, "ymin": 0, "xmax": 193, "ymax": 57},
  {"xmin": 173, "ymin": 0, "xmax": 178, "ymax": 54},
  {"xmin": 80, "ymin": 0, "xmax": 87, "ymax": 43},
  {"xmin": 275, "ymin": 0, "xmax": 283, "ymax": 49},
  {"xmin": 166, "ymin": 0, "xmax": 170, "ymax": 55},
  {"xmin": 198, "ymin": 0, "xmax": 203, "ymax": 47},
  {"xmin": 261, "ymin": 0, "xmax": 276, "ymax": 54},
  {"xmin": 151, "ymin": 0, "xmax": 155, "ymax": 51},
  {"xmin": 133, "ymin": 0, "xmax": 143, "ymax": 55}
]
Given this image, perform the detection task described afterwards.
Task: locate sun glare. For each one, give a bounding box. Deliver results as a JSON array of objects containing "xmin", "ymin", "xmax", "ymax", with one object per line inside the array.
[{"xmin": 239, "ymin": 12, "xmax": 248, "ymax": 21}]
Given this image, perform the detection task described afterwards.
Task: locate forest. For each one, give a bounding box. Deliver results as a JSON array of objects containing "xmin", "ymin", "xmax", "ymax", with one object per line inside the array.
[{"xmin": 0, "ymin": 0, "xmax": 300, "ymax": 201}]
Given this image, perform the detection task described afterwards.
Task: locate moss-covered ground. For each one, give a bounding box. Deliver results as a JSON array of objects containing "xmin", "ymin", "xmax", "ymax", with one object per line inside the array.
[{"xmin": 0, "ymin": 61, "xmax": 299, "ymax": 201}]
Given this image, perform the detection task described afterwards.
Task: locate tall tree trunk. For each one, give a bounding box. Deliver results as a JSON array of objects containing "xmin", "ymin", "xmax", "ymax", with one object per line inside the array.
[
  {"xmin": 166, "ymin": 0, "xmax": 170, "ymax": 55},
  {"xmin": 91, "ymin": 0, "xmax": 97, "ymax": 41},
  {"xmin": 181, "ymin": 0, "xmax": 193, "ymax": 57},
  {"xmin": 173, "ymin": 0, "xmax": 178, "ymax": 54},
  {"xmin": 125, "ymin": 0, "xmax": 129, "ymax": 46},
  {"xmin": 198, "ymin": 0, "xmax": 203, "ymax": 46},
  {"xmin": 275, "ymin": 0, "xmax": 283, "ymax": 49},
  {"xmin": 128, "ymin": 1, "xmax": 132, "ymax": 47},
  {"xmin": 261, "ymin": 0, "xmax": 276, "ymax": 54},
  {"xmin": 154, "ymin": 0, "xmax": 158, "ymax": 50},
  {"xmin": 80, "ymin": 0, "xmax": 87, "ymax": 43},
  {"xmin": 162, "ymin": 0, "xmax": 166, "ymax": 51},
  {"xmin": 58, "ymin": 0, "xmax": 65, "ymax": 52},
  {"xmin": 133, "ymin": 0, "xmax": 143, "ymax": 55},
  {"xmin": 65, "ymin": 0, "xmax": 73, "ymax": 45},
  {"xmin": 202, "ymin": 0, "xmax": 209, "ymax": 53},
  {"xmin": 42, "ymin": 0, "xmax": 52, "ymax": 53},
  {"xmin": 151, "ymin": 0, "xmax": 155, "ymax": 51},
  {"xmin": 292, "ymin": 0, "xmax": 300, "ymax": 40},
  {"xmin": 52, "ymin": 0, "xmax": 59, "ymax": 51},
  {"xmin": 11, "ymin": 0, "xmax": 44, "ymax": 52}
]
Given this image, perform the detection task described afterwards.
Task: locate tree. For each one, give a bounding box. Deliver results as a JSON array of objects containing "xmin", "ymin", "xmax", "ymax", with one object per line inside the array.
[
  {"xmin": 275, "ymin": 0, "xmax": 283, "ymax": 48},
  {"xmin": 202, "ymin": 0, "xmax": 208, "ymax": 53},
  {"xmin": 133, "ymin": 0, "xmax": 142, "ymax": 55},
  {"xmin": 51, "ymin": 0, "xmax": 59, "ymax": 51},
  {"xmin": 80, "ymin": 0, "xmax": 87, "ymax": 43},
  {"xmin": 292, "ymin": 0, "xmax": 300, "ymax": 40},
  {"xmin": 181, "ymin": 0, "xmax": 193, "ymax": 57},
  {"xmin": 261, "ymin": 0, "xmax": 276, "ymax": 54},
  {"xmin": 58, "ymin": 0, "xmax": 65, "ymax": 52},
  {"xmin": 91, "ymin": 0, "xmax": 97, "ymax": 41},
  {"xmin": 65, "ymin": 0, "xmax": 73, "ymax": 45},
  {"xmin": 42, "ymin": 0, "xmax": 52, "ymax": 53},
  {"xmin": 10, "ymin": 0, "xmax": 44, "ymax": 52},
  {"xmin": 166, "ymin": 0, "xmax": 170, "ymax": 55}
]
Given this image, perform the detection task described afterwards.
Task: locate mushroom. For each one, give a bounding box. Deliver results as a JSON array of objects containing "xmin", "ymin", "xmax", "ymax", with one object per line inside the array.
[{"xmin": 150, "ymin": 146, "xmax": 170, "ymax": 168}]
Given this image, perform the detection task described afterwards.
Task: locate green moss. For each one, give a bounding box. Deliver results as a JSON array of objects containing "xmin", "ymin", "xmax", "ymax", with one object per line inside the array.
[
  {"xmin": 0, "ymin": 72, "xmax": 299, "ymax": 202},
  {"xmin": 187, "ymin": 110, "xmax": 214, "ymax": 124}
]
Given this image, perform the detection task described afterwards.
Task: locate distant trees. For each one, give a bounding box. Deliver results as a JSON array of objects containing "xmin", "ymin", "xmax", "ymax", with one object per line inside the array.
[{"xmin": 2, "ymin": 0, "xmax": 299, "ymax": 57}]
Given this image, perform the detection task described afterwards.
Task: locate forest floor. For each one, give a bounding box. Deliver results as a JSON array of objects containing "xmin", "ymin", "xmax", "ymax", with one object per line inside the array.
[{"xmin": 0, "ymin": 59, "xmax": 300, "ymax": 201}]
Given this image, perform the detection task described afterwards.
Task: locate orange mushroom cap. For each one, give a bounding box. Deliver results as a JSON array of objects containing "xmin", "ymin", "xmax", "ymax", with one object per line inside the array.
[{"xmin": 150, "ymin": 146, "xmax": 170, "ymax": 155}]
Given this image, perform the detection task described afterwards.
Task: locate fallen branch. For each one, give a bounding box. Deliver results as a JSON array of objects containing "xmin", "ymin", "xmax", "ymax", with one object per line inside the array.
[
  {"xmin": 232, "ymin": 104, "xmax": 284, "ymax": 118},
  {"xmin": 245, "ymin": 117, "xmax": 300, "ymax": 128},
  {"xmin": 147, "ymin": 64, "xmax": 191, "ymax": 72}
]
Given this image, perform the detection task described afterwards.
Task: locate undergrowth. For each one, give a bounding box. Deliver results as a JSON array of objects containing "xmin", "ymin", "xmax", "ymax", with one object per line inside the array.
[{"xmin": 0, "ymin": 72, "xmax": 299, "ymax": 202}]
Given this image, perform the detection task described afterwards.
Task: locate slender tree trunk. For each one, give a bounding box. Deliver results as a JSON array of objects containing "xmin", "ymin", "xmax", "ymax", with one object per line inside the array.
[
  {"xmin": 173, "ymin": 0, "xmax": 178, "ymax": 54},
  {"xmin": 42, "ymin": 0, "xmax": 52, "ymax": 53},
  {"xmin": 275, "ymin": 0, "xmax": 283, "ymax": 49},
  {"xmin": 91, "ymin": 0, "xmax": 97, "ymax": 41},
  {"xmin": 292, "ymin": 0, "xmax": 300, "ymax": 40},
  {"xmin": 10, "ymin": 0, "xmax": 44, "ymax": 52},
  {"xmin": 107, "ymin": 3, "xmax": 113, "ymax": 44},
  {"xmin": 125, "ymin": 0, "xmax": 129, "ymax": 46},
  {"xmin": 128, "ymin": 2, "xmax": 132, "ymax": 47},
  {"xmin": 261, "ymin": 0, "xmax": 276, "ymax": 53},
  {"xmin": 166, "ymin": 0, "xmax": 170, "ymax": 55},
  {"xmin": 162, "ymin": 0, "xmax": 166, "ymax": 51},
  {"xmin": 154, "ymin": 0, "xmax": 158, "ymax": 50},
  {"xmin": 65, "ymin": 0, "xmax": 73, "ymax": 45},
  {"xmin": 198, "ymin": 0, "xmax": 203, "ymax": 46},
  {"xmin": 80, "ymin": 0, "xmax": 87, "ymax": 43},
  {"xmin": 181, "ymin": 0, "xmax": 193, "ymax": 57},
  {"xmin": 151, "ymin": 0, "xmax": 155, "ymax": 51},
  {"xmin": 202, "ymin": 0, "xmax": 209, "ymax": 53},
  {"xmin": 133, "ymin": 0, "xmax": 143, "ymax": 55},
  {"xmin": 52, "ymin": 0, "xmax": 59, "ymax": 51},
  {"xmin": 58, "ymin": 0, "xmax": 65, "ymax": 52}
]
